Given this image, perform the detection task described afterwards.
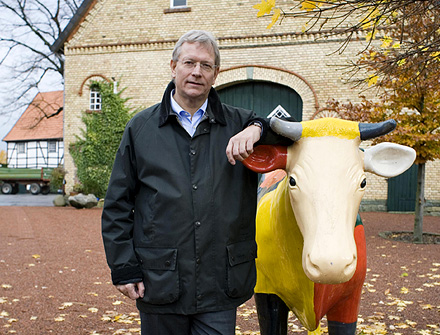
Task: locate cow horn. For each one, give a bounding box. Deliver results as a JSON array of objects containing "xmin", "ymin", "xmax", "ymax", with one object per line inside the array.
[
  {"xmin": 359, "ymin": 120, "xmax": 397, "ymax": 140},
  {"xmin": 270, "ymin": 117, "xmax": 303, "ymax": 142}
]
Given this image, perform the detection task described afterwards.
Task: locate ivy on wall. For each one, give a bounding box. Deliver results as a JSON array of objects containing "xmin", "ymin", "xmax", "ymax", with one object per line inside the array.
[{"xmin": 70, "ymin": 81, "xmax": 137, "ymax": 198}]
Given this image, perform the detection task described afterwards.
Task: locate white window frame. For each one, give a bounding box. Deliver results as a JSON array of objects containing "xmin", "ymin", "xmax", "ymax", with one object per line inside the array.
[
  {"xmin": 17, "ymin": 142, "xmax": 26, "ymax": 154},
  {"xmin": 48, "ymin": 141, "xmax": 57, "ymax": 153},
  {"xmin": 267, "ymin": 105, "xmax": 291, "ymax": 118},
  {"xmin": 90, "ymin": 88, "xmax": 101, "ymax": 111},
  {"xmin": 170, "ymin": 0, "xmax": 187, "ymax": 8}
]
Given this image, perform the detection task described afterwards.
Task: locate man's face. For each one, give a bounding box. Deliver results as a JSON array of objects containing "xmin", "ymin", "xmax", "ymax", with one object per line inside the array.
[{"xmin": 171, "ymin": 42, "xmax": 219, "ymax": 106}]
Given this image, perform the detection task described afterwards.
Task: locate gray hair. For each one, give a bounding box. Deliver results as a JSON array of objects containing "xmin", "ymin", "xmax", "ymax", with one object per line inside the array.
[{"xmin": 172, "ymin": 30, "xmax": 220, "ymax": 67}]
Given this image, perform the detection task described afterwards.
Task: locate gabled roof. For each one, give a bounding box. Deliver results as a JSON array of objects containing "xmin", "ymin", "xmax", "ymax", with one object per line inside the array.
[
  {"xmin": 3, "ymin": 91, "xmax": 64, "ymax": 142},
  {"xmin": 50, "ymin": 0, "xmax": 98, "ymax": 53}
]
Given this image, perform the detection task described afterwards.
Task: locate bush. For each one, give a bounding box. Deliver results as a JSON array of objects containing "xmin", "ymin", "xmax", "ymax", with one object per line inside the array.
[
  {"xmin": 70, "ymin": 81, "xmax": 136, "ymax": 198},
  {"xmin": 50, "ymin": 165, "xmax": 66, "ymax": 193}
]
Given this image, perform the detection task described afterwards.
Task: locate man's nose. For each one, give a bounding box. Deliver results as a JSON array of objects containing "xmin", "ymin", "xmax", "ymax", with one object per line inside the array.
[{"xmin": 191, "ymin": 63, "xmax": 202, "ymax": 76}]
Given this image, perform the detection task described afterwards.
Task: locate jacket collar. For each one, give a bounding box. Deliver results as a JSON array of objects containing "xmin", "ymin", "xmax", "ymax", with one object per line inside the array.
[{"xmin": 159, "ymin": 81, "xmax": 226, "ymax": 127}]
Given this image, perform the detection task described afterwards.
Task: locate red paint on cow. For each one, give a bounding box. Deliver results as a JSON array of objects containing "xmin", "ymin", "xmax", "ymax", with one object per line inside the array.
[{"xmin": 242, "ymin": 145, "xmax": 288, "ymax": 173}]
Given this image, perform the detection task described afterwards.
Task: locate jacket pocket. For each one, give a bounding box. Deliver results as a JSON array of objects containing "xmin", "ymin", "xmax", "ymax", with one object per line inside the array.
[
  {"xmin": 136, "ymin": 247, "xmax": 179, "ymax": 304},
  {"xmin": 226, "ymin": 240, "xmax": 257, "ymax": 298}
]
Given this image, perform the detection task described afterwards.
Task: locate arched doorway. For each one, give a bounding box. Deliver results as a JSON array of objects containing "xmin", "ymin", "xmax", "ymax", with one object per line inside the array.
[{"xmin": 217, "ymin": 81, "xmax": 303, "ymax": 121}]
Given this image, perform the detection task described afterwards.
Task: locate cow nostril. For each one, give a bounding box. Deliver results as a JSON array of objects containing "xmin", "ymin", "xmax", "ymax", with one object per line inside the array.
[{"xmin": 343, "ymin": 254, "xmax": 357, "ymax": 276}]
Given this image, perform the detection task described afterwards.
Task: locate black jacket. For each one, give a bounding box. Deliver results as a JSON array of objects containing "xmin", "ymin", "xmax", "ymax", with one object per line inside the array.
[{"xmin": 102, "ymin": 81, "xmax": 288, "ymax": 314}]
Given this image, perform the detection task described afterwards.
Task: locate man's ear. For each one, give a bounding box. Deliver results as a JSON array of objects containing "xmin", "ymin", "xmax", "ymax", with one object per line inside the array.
[
  {"xmin": 170, "ymin": 59, "xmax": 177, "ymax": 78},
  {"xmin": 212, "ymin": 67, "xmax": 220, "ymax": 85}
]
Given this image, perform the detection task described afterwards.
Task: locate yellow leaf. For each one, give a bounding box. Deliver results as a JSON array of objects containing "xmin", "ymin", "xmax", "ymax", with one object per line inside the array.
[
  {"xmin": 112, "ymin": 300, "xmax": 123, "ymax": 305},
  {"xmin": 405, "ymin": 320, "xmax": 417, "ymax": 327},
  {"xmin": 1, "ymin": 311, "xmax": 9, "ymax": 317},
  {"xmin": 300, "ymin": 1, "xmax": 321, "ymax": 11},
  {"xmin": 253, "ymin": 0, "xmax": 275, "ymax": 17},
  {"xmin": 32, "ymin": 254, "xmax": 40, "ymax": 259},
  {"xmin": 392, "ymin": 42, "xmax": 401, "ymax": 49},
  {"xmin": 1, "ymin": 284, "xmax": 12, "ymax": 289},
  {"xmin": 365, "ymin": 31, "xmax": 377, "ymax": 42},
  {"xmin": 88, "ymin": 307, "xmax": 98, "ymax": 313},
  {"xmin": 397, "ymin": 59, "xmax": 406, "ymax": 66},
  {"xmin": 400, "ymin": 272, "xmax": 408, "ymax": 277},
  {"xmin": 380, "ymin": 35, "xmax": 393, "ymax": 48},
  {"xmin": 267, "ymin": 8, "xmax": 281, "ymax": 29},
  {"xmin": 59, "ymin": 302, "xmax": 73, "ymax": 310},
  {"xmin": 30, "ymin": 316, "xmax": 37, "ymax": 321},
  {"xmin": 421, "ymin": 303, "xmax": 433, "ymax": 309},
  {"xmin": 367, "ymin": 75, "xmax": 378, "ymax": 87},
  {"xmin": 54, "ymin": 316, "xmax": 65, "ymax": 322},
  {"xmin": 400, "ymin": 287, "xmax": 409, "ymax": 294}
]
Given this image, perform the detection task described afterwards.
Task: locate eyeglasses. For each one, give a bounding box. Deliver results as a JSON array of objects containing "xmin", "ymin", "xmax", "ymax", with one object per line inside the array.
[{"xmin": 178, "ymin": 59, "xmax": 218, "ymax": 73}]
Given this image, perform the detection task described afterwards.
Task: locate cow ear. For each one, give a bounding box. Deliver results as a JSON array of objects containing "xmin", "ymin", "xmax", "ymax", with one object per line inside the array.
[
  {"xmin": 364, "ymin": 142, "xmax": 416, "ymax": 178},
  {"xmin": 242, "ymin": 145, "xmax": 288, "ymax": 173}
]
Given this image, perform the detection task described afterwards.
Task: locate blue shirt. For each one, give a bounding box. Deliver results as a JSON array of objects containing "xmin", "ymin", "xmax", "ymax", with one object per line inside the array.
[{"xmin": 171, "ymin": 90, "xmax": 208, "ymax": 137}]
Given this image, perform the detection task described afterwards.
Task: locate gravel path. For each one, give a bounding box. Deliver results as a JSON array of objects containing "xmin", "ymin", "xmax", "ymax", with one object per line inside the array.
[{"xmin": 0, "ymin": 207, "xmax": 439, "ymax": 334}]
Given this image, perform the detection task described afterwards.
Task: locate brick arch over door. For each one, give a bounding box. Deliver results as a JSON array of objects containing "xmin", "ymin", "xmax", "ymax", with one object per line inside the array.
[{"xmin": 216, "ymin": 65, "xmax": 319, "ymax": 120}]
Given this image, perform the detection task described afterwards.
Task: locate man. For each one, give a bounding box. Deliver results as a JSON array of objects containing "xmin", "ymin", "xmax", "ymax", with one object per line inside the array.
[{"xmin": 102, "ymin": 30, "xmax": 287, "ymax": 335}]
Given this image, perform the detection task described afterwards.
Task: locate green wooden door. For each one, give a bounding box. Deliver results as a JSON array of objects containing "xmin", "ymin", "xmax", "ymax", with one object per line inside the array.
[
  {"xmin": 387, "ymin": 164, "xmax": 418, "ymax": 211},
  {"xmin": 217, "ymin": 81, "xmax": 303, "ymax": 121}
]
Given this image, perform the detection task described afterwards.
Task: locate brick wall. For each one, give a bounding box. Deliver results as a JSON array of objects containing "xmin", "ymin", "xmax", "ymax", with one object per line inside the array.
[{"xmin": 62, "ymin": 0, "xmax": 440, "ymax": 209}]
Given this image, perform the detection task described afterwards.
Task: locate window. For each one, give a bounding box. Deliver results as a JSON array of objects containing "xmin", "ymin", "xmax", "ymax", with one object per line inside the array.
[
  {"xmin": 267, "ymin": 105, "xmax": 291, "ymax": 119},
  {"xmin": 171, "ymin": 0, "xmax": 187, "ymax": 7},
  {"xmin": 17, "ymin": 142, "xmax": 26, "ymax": 154},
  {"xmin": 90, "ymin": 87, "xmax": 101, "ymax": 111},
  {"xmin": 48, "ymin": 141, "xmax": 57, "ymax": 153}
]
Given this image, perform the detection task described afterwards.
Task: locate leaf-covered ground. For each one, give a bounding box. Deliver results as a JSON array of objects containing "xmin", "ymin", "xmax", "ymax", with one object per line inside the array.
[{"xmin": 0, "ymin": 207, "xmax": 438, "ymax": 334}]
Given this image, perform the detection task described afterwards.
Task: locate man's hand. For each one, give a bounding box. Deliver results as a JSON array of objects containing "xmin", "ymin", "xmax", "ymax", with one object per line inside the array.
[
  {"xmin": 116, "ymin": 282, "xmax": 145, "ymax": 300},
  {"xmin": 226, "ymin": 125, "xmax": 261, "ymax": 165}
]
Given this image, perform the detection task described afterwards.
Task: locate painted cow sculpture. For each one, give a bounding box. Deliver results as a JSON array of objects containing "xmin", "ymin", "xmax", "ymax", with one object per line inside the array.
[{"xmin": 243, "ymin": 117, "xmax": 416, "ymax": 335}]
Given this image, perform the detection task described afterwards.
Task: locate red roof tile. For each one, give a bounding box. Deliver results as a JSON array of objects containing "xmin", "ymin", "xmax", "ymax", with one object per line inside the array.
[{"xmin": 3, "ymin": 91, "xmax": 63, "ymax": 142}]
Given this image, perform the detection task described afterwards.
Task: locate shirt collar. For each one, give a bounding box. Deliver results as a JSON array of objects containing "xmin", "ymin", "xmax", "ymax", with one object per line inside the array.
[
  {"xmin": 170, "ymin": 89, "xmax": 208, "ymax": 117},
  {"xmin": 159, "ymin": 81, "xmax": 226, "ymax": 127}
]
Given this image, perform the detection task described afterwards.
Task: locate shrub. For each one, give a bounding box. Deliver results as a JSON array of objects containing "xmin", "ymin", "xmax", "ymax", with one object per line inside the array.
[{"xmin": 70, "ymin": 81, "xmax": 136, "ymax": 198}]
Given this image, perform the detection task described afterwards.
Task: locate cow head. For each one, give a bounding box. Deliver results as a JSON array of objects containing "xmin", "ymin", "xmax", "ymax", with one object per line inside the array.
[{"xmin": 244, "ymin": 118, "xmax": 416, "ymax": 284}]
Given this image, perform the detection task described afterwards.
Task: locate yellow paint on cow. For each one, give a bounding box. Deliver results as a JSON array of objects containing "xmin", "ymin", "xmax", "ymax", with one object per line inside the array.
[
  {"xmin": 255, "ymin": 177, "xmax": 317, "ymax": 330},
  {"xmin": 301, "ymin": 118, "xmax": 359, "ymax": 140}
]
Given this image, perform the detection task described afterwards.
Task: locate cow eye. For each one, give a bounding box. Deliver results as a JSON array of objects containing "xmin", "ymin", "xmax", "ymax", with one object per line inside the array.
[
  {"xmin": 289, "ymin": 176, "xmax": 297, "ymax": 187},
  {"xmin": 360, "ymin": 178, "xmax": 367, "ymax": 188}
]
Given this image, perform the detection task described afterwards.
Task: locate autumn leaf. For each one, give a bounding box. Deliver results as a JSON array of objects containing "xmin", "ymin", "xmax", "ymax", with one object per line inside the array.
[
  {"xmin": 367, "ymin": 75, "xmax": 378, "ymax": 87},
  {"xmin": 59, "ymin": 302, "xmax": 73, "ymax": 310},
  {"xmin": 32, "ymin": 254, "xmax": 40, "ymax": 259},
  {"xmin": 300, "ymin": 1, "xmax": 321, "ymax": 12},
  {"xmin": 253, "ymin": 0, "xmax": 275, "ymax": 17},
  {"xmin": 381, "ymin": 35, "xmax": 393, "ymax": 48},
  {"xmin": 267, "ymin": 8, "xmax": 281, "ymax": 29}
]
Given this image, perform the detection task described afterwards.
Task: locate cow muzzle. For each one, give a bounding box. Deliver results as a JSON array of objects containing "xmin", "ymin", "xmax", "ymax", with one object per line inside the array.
[{"xmin": 303, "ymin": 245, "xmax": 357, "ymax": 284}]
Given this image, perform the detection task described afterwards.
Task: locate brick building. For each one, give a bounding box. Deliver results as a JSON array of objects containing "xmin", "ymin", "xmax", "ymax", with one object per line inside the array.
[{"xmin": 52, "ymin": 0, "xmax": 439, "ymax": 213}]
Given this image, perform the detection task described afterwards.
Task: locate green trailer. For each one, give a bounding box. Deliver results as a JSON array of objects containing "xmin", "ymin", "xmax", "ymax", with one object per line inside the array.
[{"xmin": 0, "ymin": 167, "xmax": 53, "ymax": 195}]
